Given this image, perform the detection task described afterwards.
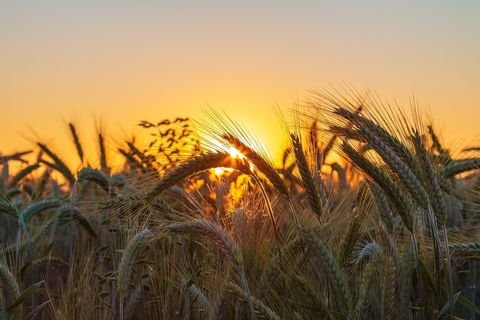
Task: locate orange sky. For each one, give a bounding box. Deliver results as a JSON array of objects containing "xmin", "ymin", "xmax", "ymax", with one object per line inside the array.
[{"xmin": 1, "ymin": 1, "xmax": 479, "ymax": 167}]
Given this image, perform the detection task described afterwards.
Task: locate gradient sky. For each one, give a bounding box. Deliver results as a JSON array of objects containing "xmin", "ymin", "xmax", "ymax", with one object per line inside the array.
[{"xmin": 1, "ymin": 0, "xmax": 479, "ymax": 166}]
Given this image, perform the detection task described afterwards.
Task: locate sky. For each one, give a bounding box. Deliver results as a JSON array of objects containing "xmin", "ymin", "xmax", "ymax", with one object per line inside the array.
[{"xmin": 1, "ymin": 0, "xmax": 479, "ymax": 167}]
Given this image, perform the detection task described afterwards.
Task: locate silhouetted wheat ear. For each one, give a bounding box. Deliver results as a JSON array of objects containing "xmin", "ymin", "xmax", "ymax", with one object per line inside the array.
[
  {"xmin": 7, "ymin": 163, "xmax": 40, "ymax": 189},
  {"xmin": 291, "ymin": 133, "xmax": 323, "ymax": 218},
  {"xmin": 334, "ymin": 107, "xmax": 419, "ymax": 172},
  {"xmin": 166, "ymin": 219, "xmax": 242, "ymax": 265},
  {"xmin": 117, "ymin": 229, "xmax": 152, "ymax": 297},
  {"xmin": 223, "ymin": 134, "xmax": 290, "ymax": 198},
  {"xmin": 78, "ymin": 167, "xmax": 111, "ymax": 193},
  {"xmin": 369, "ymin": 184, "xmax": 395, "ymax": 232},
  {"xmin": 68, "ymin": 122, "xmax": 84, "ymax": 164},
  {"xmin": 145, "ymin": 152, "xmax": 237, "ymax": 202},
  {"xmin": 412, "ymin": 133, "xmax": 447, "ymax": 225},
  {"xmin": 19, "ymin": 198, "xmax": 62, "ymax": 225},
  {"xmin": 37, "ymin": 142, "xmax": 75, "ymax": 185},
  {"xmin": 345, "ymin": 115, "xmax": 428, "ymax": 208},
  {"xmin": 441, "ymin": 158, "xmax": 480, "ymax": 178},
  {"xmin": 98, "ymin": 132, "xmax": 108, "ymax": 172},
  {"xmin": 342, "ymin": 142, "xmax": 414, "ymax": 232}
]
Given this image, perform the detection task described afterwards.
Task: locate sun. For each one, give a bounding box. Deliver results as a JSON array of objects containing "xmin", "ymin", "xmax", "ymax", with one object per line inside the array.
[
  {"xmin": 227, "ymin": 146, "xmax": 245, "ymax": 159},
  {"xmin": 212, "ymin": 167, "xmax": 234, "ymax": 177}
]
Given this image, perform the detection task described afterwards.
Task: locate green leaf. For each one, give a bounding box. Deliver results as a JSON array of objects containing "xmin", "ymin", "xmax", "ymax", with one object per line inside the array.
[
  {"xmin": 437, "ymin": 291, "xmax": 461, "ymax": 319},
  {"xmin": 7, "ymin": 280, "xmax": 44, "ymax": 311}
]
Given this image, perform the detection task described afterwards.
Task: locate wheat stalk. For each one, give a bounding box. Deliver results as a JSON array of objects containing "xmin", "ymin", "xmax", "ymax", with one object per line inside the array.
[
  {"xmin": 19, "ymin": 198, "xmax": 62, "ymax": 225},
  {"xmin": 7, "ymin": 163, "xmax": 40, "ymax": 189},
  {"xmin": 37, "ymin": 143, "xmax": 75, "ymax": 186},
  {"xmin": 145, "ymin": 152, "xmax": 237, "ymax": 202},
  {"xmin": 166, "ymin": 219, "xmax": 256, "ymax": 319},
  {"xmin": 303, "ymin": 229, "xmax": 352, "ymax": 312},
  {"xmin": 291, "ymin": 133, "xmax": 323, "ymax": 218},
  {"xmin": 226, "ymin": 283, "xmax": 280, "ymax": 320},
  {"xmin": 223, "ymin": 134, "xmax": 290, "ymax": 198},
  {"xmin": 117, "ymin": 229, "xmax": 152, "ymax": 320},
  {"xmin": 342, "ymin": 142, "xmax": 414, "ymax": 232},
  {"xmin": 441, "ymin": 158, "xmax": 480, "ymax": 178},
  {"xmin": 0, "ymin": 263, "xmax": 20, "ymax": 311},
  {"xmin": 78, "ymin": 167, "xmax": 111, "ymax": 193},
  {"xmin": 68, "ymin": 123, "xmax": 84, "ymax": 164}
]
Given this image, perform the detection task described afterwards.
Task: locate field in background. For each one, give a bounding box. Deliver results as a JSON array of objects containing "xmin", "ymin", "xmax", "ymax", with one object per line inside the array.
[{"xmin": 1, "ymin": 90, "xmax": 480, "ymax": 319}]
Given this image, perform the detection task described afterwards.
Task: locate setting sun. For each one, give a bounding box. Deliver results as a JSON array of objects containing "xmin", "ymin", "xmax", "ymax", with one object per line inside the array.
[
  {"xmin": 1, "ymin": 1, "xmax": 479, "ymax": 319},
  {"xmin": 227, "ymin": 146, "xmax": 245, "ymax": 160}
]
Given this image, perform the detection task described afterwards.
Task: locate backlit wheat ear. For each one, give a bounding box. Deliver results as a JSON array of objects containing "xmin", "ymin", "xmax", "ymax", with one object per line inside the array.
[
  {"xmin": 303, "ymin": 229, "xmax": 352, "ymax": 312},
  {"xmin": 334, "ymin": 107, "xmax": 419, "ymax": 172},
  {"xmin": 346, "ymin": 116, "xmax": 428, "ymax": 207},
  {"xmin": 291, "ymin": 133, "xmax": 323, "ymax": 218},
  {"xmin": 330, "ymin": 125, "xmax": 366, "ymax": 142},
  {"xmin": 117, "ymin": 229, "xmax": 152, "ymax": 298},
  {"xmin": 145, "ymin": 152, "xmax": 237, "ymax": 203},
  {"xmin": 342, "ymin": 142, "xmax": 414, "ymax": 232},
  {"xmin": 412, "ymin": 133, "xmax": 447, "ymax": 224},
  {"xmin": 322, "ymin": 105, "xmax": 364, "ymax": 164},
  {"xmin": 413, "ymin": 133, "xmax": 455, "ymax": 316},
  {"xmin": 223, "ymin": 134, "xmax": 290, "ymax": 198}
]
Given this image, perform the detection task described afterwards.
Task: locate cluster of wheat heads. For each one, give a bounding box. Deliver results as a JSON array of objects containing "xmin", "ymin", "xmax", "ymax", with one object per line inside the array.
[{"xmin": 0, "ymin": 95, "xmax": 480, "ymax": 319}]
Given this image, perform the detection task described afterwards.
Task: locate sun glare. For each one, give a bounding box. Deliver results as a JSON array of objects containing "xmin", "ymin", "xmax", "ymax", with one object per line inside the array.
[
  {"xmin": 212, "ymin": 167, "xmax": 234, "ymax": 177},
  {"xmin": 227, "ymin": 146, "xmax": 245, "ymax": 159}
]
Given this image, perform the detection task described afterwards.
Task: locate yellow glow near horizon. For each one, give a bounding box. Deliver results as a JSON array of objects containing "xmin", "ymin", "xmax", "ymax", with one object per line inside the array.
[{"xmin": 1, "ymin": 1, "xmax": 479, "ymax": 168}]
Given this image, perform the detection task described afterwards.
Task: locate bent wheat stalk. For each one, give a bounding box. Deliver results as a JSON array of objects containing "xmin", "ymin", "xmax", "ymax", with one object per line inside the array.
[
  {"xmin": 166, "ymin": 219, "xmax": 256, "ymax": 320},
  {"xmin": 223, "ymin": 134, "xmax": 290, "ymax": 198},
  {"xmin": 145, "ymin": 152, "xmax": 241, "ymax": 203},
  {"xmin": 291, "ymin": 133, "xmax": 323, "ymax": 218},
  {"xmin": 117, "ymin": 229, "xmax": 152, "ymax": 320}
]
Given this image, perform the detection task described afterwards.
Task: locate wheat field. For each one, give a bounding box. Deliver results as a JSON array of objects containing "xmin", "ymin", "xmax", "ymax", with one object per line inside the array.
[{"xmin": 1, "ymin": 90, "xmax": 480, "ymax": 319}]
